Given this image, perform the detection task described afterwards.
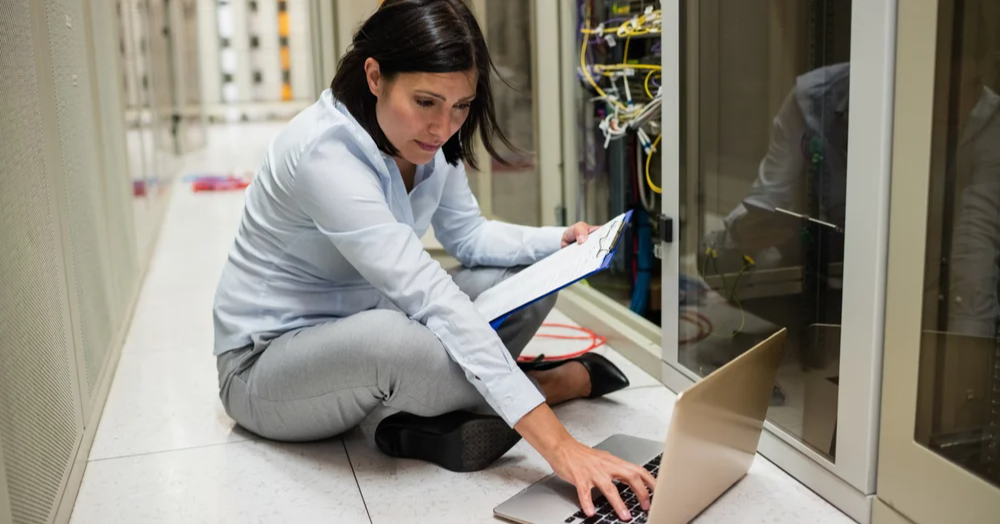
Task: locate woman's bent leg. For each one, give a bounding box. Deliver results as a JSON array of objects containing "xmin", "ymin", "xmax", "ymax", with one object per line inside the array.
[
  {"xmin": 448, "ymin": 265, "xmax": 600, "ymax": 405},
  {"xmin": 217, "ymin": 309, "xmax": 496, "ymax": 442},
  {"xmin": 448, "ymin": 265, "xmax": 558, "ymax": 356}
]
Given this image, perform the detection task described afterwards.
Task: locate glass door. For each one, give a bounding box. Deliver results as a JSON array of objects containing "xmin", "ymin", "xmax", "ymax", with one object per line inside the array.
[
  {"xmin": 661, "ymin": 0, "xmax": 895, "ymax": 514},
  {"xmin": 877, "ymin": 0, "xmax": 1000, "ymax": 522},
  {"xmin": 484, "ymin": 0, "xmax": 541, "ymax": 226},
  {"xmin": 461, "ymin": 0, "xmax": 563, "ymax": 228}
]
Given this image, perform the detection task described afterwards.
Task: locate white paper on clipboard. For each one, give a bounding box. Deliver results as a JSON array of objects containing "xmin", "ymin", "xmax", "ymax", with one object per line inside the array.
[{"xmin": 473, "ymin": 211, "xmax": 631, "ymax": 325}]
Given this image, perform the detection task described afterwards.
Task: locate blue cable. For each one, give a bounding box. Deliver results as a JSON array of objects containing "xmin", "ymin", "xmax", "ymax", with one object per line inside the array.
[{"xmin": 630, "ymin": 207, "xmax": 653, "ymax": 315}]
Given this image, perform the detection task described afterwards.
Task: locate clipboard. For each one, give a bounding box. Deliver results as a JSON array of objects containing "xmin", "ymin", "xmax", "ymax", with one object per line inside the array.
[{"xmin": 475, "ymin": 210, "xmax": 634, "ymax": 330}]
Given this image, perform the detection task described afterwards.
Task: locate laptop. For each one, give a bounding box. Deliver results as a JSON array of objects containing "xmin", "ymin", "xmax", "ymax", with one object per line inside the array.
[{"xmin": 494, "ymin": 329, "xmax": 787, "ymax": 524}]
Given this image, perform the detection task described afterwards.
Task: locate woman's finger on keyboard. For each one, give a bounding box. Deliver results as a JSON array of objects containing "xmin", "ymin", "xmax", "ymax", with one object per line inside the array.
[
  {"xmin": 621, "ymin": 466, "xmax": 652, "ymax": 511},
  {"xmin": 597, "ymin": 479, "xmax": 631, "ymax": 521}
]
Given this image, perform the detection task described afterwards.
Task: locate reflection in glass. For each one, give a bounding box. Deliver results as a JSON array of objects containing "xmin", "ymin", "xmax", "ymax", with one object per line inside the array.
[
  {"xmin": 915, "ymin": 0, "xmax": 1000, "ymax": 488},
  {"xmin": 679, "ymin": 0, "xmax": 852, "ymax": 461},
  {"xmin": 486, "ymin": 0, "xmax": 540, "ymax": 226}
]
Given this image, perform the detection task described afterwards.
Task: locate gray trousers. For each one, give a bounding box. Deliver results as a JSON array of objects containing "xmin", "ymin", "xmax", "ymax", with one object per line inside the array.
[{"xmin": 216, "ymin": 266, "xmax": 555, "ymax": 442}]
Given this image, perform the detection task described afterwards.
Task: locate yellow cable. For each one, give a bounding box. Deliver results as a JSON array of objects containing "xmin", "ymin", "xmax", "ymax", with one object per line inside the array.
[
  {"xmin": 645, "ymin": 134, "xmax": 663, "ymax": 194},
  {"xmin": 710, "ymin": 252, "xmax": 730, "ymax": 294},
  {"xmin": 581, "ymin": 21, "xmax": 628, "ymax": 111},
  {"xmin": 644, "ymin": 70, "xmax": 659, "ymax": 99},
  {"xmin": 579, "ymin": 19, "xmax": 661, "ymax": 111},
  {"xmin": 596, "ymin": 64, "xmax": 662, "ymax": 71},
  {"xmin": 581, "ymin": 10, "xmax": 660, "ymax": 36},
  {"xmin": 699, "ymin": 251, "xmax": 754, "ymax": 338},
  {"xmin": 623, "ymin": 34, "xmax": 632, "ymax": 65},
  {"xmin": 582, "ymin": 28, "xmax": 653, "ymax": 36},
  {"xmin": 718, "ymin": 263, "xmax": 752, "ymax": 337}
]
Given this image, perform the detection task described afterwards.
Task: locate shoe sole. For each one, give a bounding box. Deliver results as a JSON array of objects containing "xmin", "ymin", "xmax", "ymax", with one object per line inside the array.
[{"xmin": 395, "ymin": 416, "xmax": 522, "ymax": 472}]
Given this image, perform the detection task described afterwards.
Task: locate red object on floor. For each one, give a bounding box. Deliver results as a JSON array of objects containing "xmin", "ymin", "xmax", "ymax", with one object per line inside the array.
[
  {"xmin": 518, "ymin": 324, "xmax": 607, "ymax": 362},
  {"xmin": 192, "ymin": 175, "xmax": 250, "ymax": 192}
]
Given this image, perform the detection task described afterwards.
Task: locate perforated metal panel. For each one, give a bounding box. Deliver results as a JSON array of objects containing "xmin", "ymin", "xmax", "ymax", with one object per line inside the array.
[
  {"xmin": 0, "ymin": 2, "xmax": 82, "ymax": 523},
  {"xmin": 0, "ymin": 439, "xmax": 13, "ymax": 524},
  {"xmin": 45, "ymin": 0, "xmax": 118, "ymax": 401},
  {"xmin": 85, "ymin": 0, "xmax": 140, "ymax": 324}
]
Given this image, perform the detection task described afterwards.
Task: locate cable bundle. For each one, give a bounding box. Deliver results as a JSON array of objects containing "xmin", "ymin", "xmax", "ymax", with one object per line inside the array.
[{"xmin": 580, "ymin": 8, "xmax": 663, "ymax": 196}]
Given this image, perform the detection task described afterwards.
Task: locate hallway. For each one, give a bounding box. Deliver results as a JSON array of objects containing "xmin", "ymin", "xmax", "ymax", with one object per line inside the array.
[{"xmin": 60, "ymin": 125, "xmax": 852, "ymax": 523}]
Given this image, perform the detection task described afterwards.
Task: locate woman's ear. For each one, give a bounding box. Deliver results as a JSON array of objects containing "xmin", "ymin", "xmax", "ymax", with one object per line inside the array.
[{"xmin": 364, "ymin": 58, "xmax": 382, "ymax": 98}]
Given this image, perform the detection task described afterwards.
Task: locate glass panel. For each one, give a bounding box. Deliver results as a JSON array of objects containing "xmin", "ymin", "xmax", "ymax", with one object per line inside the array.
[
  {"xmin": 486, "ymin": 0, "xmax": 540, "ymax": 226},
  {"xmin": 678, "ymin": 0, "xmax": 852, "ymax": 462},
  {"xmin": 915, "ymin": 0, "xmax": 1000, "ymax": 489}
]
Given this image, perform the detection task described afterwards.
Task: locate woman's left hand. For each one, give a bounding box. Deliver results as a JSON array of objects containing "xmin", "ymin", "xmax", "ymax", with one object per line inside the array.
[{"xmin": 561, "ymin": 222, "xmax": 600, "ymax": 248}]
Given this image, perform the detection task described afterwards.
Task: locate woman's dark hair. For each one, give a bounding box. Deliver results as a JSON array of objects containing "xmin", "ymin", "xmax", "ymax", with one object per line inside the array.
[{"xmin": 331, "ymin": 0, "xmax": 517, "ymax": 169}]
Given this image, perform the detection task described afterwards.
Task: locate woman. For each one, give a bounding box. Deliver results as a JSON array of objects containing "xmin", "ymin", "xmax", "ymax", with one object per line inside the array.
[{"xmin": 213, "ymin": 0, "xmax": 653, "ymax": 520}]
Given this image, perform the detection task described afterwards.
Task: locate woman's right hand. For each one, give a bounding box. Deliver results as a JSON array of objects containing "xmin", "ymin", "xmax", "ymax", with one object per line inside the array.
[
  {"xmin": 549, "ymin": 438, "xmax": 656, "ymax": 520},
  {"xmin": 514, "ymin": 404, "xmax": 656, "ymax": 521}
]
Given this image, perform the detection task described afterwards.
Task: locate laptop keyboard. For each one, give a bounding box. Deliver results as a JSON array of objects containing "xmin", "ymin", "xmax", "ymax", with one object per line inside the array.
[{"xmin": 563, "ymin": 453, "xmax": 661, "ymax": 524}]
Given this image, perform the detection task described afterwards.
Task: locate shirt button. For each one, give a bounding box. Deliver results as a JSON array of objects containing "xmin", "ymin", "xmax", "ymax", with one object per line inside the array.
[{"xmin": 504, "ymin": 397, "xmax": 513, "ymax": 407}]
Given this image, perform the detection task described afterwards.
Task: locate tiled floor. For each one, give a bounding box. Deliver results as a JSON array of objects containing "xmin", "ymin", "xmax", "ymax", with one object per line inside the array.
[{"xmin": 69, "ymin": 124, "xmax": 853, "ymax": 524}]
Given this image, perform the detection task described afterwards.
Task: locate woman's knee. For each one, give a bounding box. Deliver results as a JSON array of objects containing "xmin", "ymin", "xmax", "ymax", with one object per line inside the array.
[
  {"xmin": 362, "ymin": 310, "xmax": 453, "ymax": 369},
  {"xmin": 359, "ymin": 311, "xmax": 481, "ymax": 414}
]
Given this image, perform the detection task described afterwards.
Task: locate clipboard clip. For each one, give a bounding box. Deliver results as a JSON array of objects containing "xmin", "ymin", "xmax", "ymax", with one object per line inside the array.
[{"xmin": 596, "ymin": 220, "xmax": 626, "ymax": 261}]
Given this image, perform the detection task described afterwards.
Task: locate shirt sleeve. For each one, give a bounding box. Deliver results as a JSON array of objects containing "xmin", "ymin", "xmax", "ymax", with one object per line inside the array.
[
  {"xmin": 431, "ymin": 162, "xmax": 564, "ymax": 268},
  {"xmin": 293, "ymin": 132, "xmax": 545, "ymax": 427}
]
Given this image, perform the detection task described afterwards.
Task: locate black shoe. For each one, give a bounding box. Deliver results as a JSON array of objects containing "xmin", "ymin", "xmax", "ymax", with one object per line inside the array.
[
  {"xmin": 517, "ymin": 352, "xmax": 630, "ymax": 399},
  {"xmin": 374, "ymin": 411, "xmax": 521, "ymax": 472}
]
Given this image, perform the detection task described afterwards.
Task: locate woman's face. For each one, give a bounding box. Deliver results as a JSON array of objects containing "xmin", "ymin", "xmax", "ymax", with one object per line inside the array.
[{"xmin": 365, "ymin": 59, "xmax": 478, "ymax": 166}]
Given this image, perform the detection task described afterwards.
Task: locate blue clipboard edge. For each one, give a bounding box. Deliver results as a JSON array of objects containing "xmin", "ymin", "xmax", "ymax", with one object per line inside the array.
[{"xmin": 489, "ymin": 209, "xmax": 635, "ymax": 330}]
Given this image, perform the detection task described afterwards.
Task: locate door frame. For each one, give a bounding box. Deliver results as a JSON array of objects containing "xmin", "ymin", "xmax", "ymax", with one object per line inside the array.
[
  {"xmin": 876, "ymin": 0, "xmax": 1000, "ymax": 521},
  {"xmin": 660, "ymin": 0, "xmax": 897, "ymax": 517},
  {"xmin": 532, "ymin": 0, "xmax": 565, "ymax": 227}
]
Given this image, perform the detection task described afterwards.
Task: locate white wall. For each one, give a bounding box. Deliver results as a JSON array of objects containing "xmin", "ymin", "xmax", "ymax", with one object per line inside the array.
[
  {"xmin": 196, "ymin": 0, "xmax": 323, "ymax": 109},
  {"xmin": 196, "ymin": 0, "xmax": 220, "ymax": 106},
  {"xmin": 287, "ymin": 0, "xmax": 314, "ymax": 100},
  {"xmin": 256, "ymin": 0, "xmax": 282, "ymax": 100}
]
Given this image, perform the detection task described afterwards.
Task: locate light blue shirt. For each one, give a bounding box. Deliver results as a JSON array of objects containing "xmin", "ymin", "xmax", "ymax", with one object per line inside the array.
[{"xmin": 213, "ymin": 89, "xmax": 564, "ymax": 426}]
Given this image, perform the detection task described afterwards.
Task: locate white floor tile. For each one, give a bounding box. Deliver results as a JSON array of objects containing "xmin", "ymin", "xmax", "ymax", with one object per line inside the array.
[
  {"xmin": 344, "ymin": 384, "xmax": 850, "ymax": 524},
  {"xmin": 121, "ymin": 279, "xmax": 218, "ymax": 356},
  {"xmin": 71, "ymin": 440, "xmax": 370, "ymax": 524},
  {"xmin": 700, "ymin": 458, "xmax": 852, "ymax": 523},
  {"xmin": 122, "ymin": 188, "xmax": 245, "ymax": 356},
  {"xmin": 344, "ymin": 387, "xmax": 677, "ymax": 524},
  {"xmin": 89, "ymin": 350, "xmax": 250, "ymax": 461}
]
